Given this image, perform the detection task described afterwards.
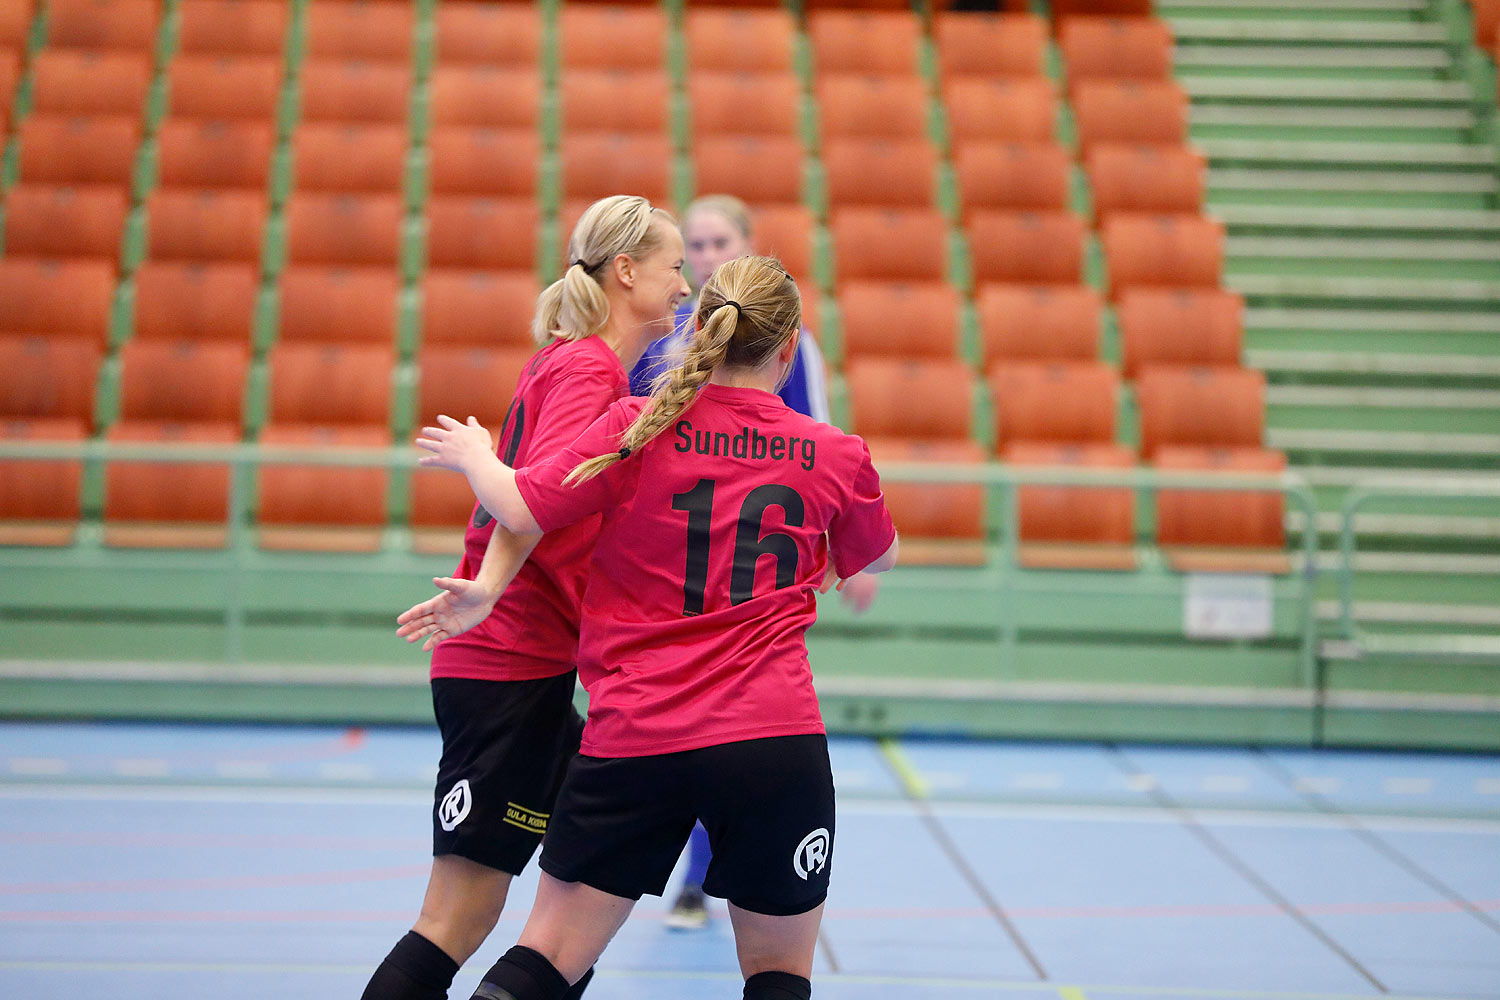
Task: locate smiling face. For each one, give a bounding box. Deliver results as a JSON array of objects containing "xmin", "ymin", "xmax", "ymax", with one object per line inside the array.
[
  {"xmin": 619, "ymin": 218, "xmax": 691, "ymax": 334},
  {"xmin": 683, "ymin": 206, "xmax": 753, "ymax": 289}
]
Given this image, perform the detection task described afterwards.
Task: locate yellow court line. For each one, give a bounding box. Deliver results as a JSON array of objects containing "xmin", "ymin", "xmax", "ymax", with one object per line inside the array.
[
  {"xmin": 1059, "ymin": 987, "xmax": 1090, "ymax": 1000},
  {"xmin": 877, "ymin": 737, "xmax": 930, "ymax": 800}
]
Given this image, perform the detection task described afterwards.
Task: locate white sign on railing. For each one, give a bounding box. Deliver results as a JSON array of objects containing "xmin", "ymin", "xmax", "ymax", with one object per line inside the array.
[{"xmin": 1184, "ymin": 573, "xmax": 1273, "ymax": 640}]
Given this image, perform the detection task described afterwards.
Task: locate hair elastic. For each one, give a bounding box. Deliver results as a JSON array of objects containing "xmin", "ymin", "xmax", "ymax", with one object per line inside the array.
[
  {"xmin": 617, "ymin": 446, "xmax": 631, "ymax": 459},
  {"xmin": 724, "ymin": 300, "xmax": 743, "ymax": 319}
]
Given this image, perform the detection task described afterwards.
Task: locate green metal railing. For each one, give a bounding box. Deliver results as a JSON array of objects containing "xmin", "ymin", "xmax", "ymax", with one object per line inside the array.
[{"xmin": 0, "ymin": 439, "xmax": 1323, "ymax": 681}]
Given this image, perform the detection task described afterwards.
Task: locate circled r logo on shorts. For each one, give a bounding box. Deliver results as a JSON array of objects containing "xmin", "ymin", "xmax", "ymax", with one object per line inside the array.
[
  {"xmin": 793, "ymin": 827, "xmax": 830, "ymax": 881},
  {"xmin": 438, "ymin": 779, "xmax": 472, "ymax": 832}
]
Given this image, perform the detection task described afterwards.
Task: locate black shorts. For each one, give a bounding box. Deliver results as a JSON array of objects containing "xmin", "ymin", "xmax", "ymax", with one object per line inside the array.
[
  {"xmin": 430, "ymin": 674, "xmax": 585, "ymax": 876},
  {"xmin": 539, "ymin": 734, "xmax": 834, "ymax": 916}
]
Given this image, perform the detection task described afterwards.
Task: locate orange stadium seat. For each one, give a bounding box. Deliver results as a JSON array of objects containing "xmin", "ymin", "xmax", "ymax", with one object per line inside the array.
[
  {"xmin": 1051, "ymin": 0, "xmax": 1155, "ymax": 20},
  {"xmin": 817, "ymin": 76, "xmax": 929, "ymax": 140},
  {"xmin": 1471, "ymin": 0, "xmax": 1500, "ymax": 48},
  {"xmin": 838, "ymin": 282, "xmax": 960, "ymax": 361},
  {"xmin": 977, "ymin": 284, "xmax": 1101, "ymax": 366},
  {"xmin": 692, "ymin": 136, "xmax": 805, "ymax": 206},
  {"xmin": 2, "ymin": 185, "xmax": 127, "ymax": 260},
  {"xmin": 429, "ymin": 67, "xmax": 542, "ymax": 130},
  {"xmin": 752, "ymin": 205, "xmax": 814, "ymax": 282},
  {"xmin": 559, "ymin": 133, "xmax": 672, "ymax": 205},
  {"xmin": 256, "ymin": 423, "xmax": 390, "ymax": 549},
  {"xmin": 293, "ymin": 123, "xmax": 407, "ymax": 192},
  {"xmin": 156, "ymin": 119, "xmax": 274, "ymax": 189},
  {"xmin": 417, "ymin": 345, "xmax": 531, "ymax": 431},
  {"xmin": 562, "ymin": 69, "xmax": 670, "ymax": 134},
  {"xmin": 422, "ymin": 269, "xmax": 539, "ymax": 348},
  {"xmin": 559, "ymin": 6, "xmax": 666, "ymax": 71},
  {"xmin": 689, "ymin": 72, "xmax": 800, "ymax": 138},
  {"xmin": 968, "ymin": 211, "xmax": 1086, "ymax": 286},
  {"xmin": 1061, "ymin": 17, "xmax": 1174, "ymax": 86},
  {"xmin": 132, "ymin": 262, "xmax": 258, "ymax": 342},
  {"xmin": 0, "ymin": 2, "xmax": 33, "ymax": 51},
  {"xmin": 427, "ymin": 197, "xmax": 539, "ymax": 271},
  {"xmin": 285, "ymin": 193, "xmax": 403, "ymax": 267},
  {"xmin": 1006, "ymin": 441, "xmax": 1137, "ymax": 569},
  {"xmin": 118, "ymin": 338, "xmax": 249, "ymax": 422},
  {"xmin": 428, "ymin": 127, "xmax": 539, "ymax": 197},
  {"xmin": 944, "ymin": 78, "xmax": 1058, "ymax": 147},
  {"xmin": 19, "ymin": 116, "xmax": 140, "ymax": 186},
  {"xmin": 167, "ymin": 56, "xmax": 282, "ymax": 120},
  {"xmin": 410, "ymin": 465, "xmax": 480, "ymax": 538},
  {"xmin": 935, "ymin": 13, "xmax": 1047, "ymax": 80},
  {"xmin": 1072, "ymin": 80, "xmax": 1190, "ymax": 153},
  {"xmin": 1155, "ymin": 446, "xmax": 1288, "ymax": 568},
  {"xmin": 685, "ymin": 9, "xmax": 794, "ymax": 74},
  {"xmin": 1137, "ymin": 365, "xmax": 1266, "ymax": 458},
  {"xmin": 847, "ymin": 358, "xmax": 974, "ymax": 440},
  {"xmin": 31, "ymin": 51, "xmax": 150, "ymax": 116},
  {"xmin": 277, "ymin": 267, "xmax": 399, "ymax": 345},
  {"xmin": 955, "ymin": 142, "xmax": 1070, "ymax": 213},
  {"xmin": 1118, "ymin": 288, "xmax": 1244, "ymax": 379},
  {"xmin": 46, "ymin": 0, "xmax": 159, "ymax": 51},
  {"xmin": 989, "ymin": 361, "xmax": 1118, "ymax": 450},
  {"xmin": 103, "ymin": 420, "xmax": 238, "ymax": 547},
  {"xmin": 434, "ymin": 2, "xmax": 541, "ymax": 66},
  {"xmin": 176, "ymin": 0, "xmax": 289, "ymax": 57},
  {"xmin": 1102, "ymin": 213, "xmax": 1226, "ymax": 298},
  {"xmin": 0, "ymin": 259, "xmax": 115, "ymax": 343},
  {"xmin": 824, "ymin": 138, "xmax": 937, "ymax": 210},
  {"xmin": 269, "ymin": 342, "xmax": 393, "ymax": 425},
  {"xmin": 0, "ymin": 417, "xmax": 86, "ymax": 545},
  {"xmin": 305, "ymin": 1, "xmax": 413, "ymax": 62},
  {"xmin": 0, "ymin": 335, "xmax": 101, "ymax": 422},
  {"xmin": 865, "ymin": 437, "xmax": 986, "ymax": 562},
  {"xmin": 833, "ymin": 209, "xmax": 947, "ymax": 283},
  {"xmin": 146, "ymin": 188, "xmax": 266, "ymax": 263},
  {"xmin": 808, "ymin": 11, "xmax": 920, "ymax": 76},
  {"xmin": 299, "ymin": 60, "xmax": 411, "ymax": 123},
  {"xmin": 1086, "ymin": 145, "xmax": 1206, "ymax": 221}
]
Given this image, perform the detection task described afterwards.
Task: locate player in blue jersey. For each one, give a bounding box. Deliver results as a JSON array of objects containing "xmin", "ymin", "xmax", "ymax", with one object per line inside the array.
[{"xmin": 631, "ymin": 195, "xmax": 878, "ymax": 931}]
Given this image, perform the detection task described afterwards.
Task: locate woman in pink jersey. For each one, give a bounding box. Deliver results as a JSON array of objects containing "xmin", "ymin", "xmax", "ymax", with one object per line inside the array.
[
  {"xmin": 360, "ymin": 196, "xmax": 690, "ymax": 1000},
  {"xmin": 416, "ymin": 255, "xmax": 899, "ymax": 1000}
]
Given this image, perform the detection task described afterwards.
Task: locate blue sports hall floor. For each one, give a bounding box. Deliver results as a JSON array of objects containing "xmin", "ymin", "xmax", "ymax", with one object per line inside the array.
[{"xmin": 1, "ymin": 721, "xmax": 1497, "ymax": 1000}]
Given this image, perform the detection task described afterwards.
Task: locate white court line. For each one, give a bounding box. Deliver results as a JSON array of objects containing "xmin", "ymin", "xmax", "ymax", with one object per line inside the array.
[
  {"xmin": 1293, "ymin": 777, "xmax": 1342, "ymax": 794},
  {"xmin": 1383, "ymin": 777, "xmax": 1435, "ymax": 796},
  {"xmin": 2, "ymin": 784, "xmax": 1497, "ymax": 835},
  {"xmin": 1201, "ymin": 775, "xmax": 1252, "ymax": 794},
  {"xmin": 1011, "ymin": 772, "xmax": 1065, "ymax": 791},
  {"xmin": 1477, "ymin": 778, "xmax": 1500, "ymax": 795},
  {"xmin": 0, "ymin": 960, "xmax": 1476, "ymax": 1000},
  {"xmin": 113, "ymin": 758, "xmax": 171, "ymax": 779},
  {"xmin": 316, "ymin": 763, "xmax": 376, "ymax": 782},
  {"xmin": 215, "ymin": 761, "xmax": 275, "ymax": 781},
  {"xmin": 6, "ymin": 758, "xmax": 67, "ymax": 776}
]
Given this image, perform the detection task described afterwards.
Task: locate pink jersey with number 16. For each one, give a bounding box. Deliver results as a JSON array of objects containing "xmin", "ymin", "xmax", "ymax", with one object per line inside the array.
[{"xmin": 515, "ymin": 383, "xmax": 895, "ymax": 759}]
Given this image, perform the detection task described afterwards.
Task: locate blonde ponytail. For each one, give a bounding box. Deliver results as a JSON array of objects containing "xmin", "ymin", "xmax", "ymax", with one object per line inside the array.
[
  {"xmin": 530, "ymin": 195, "xmax": 676, "ymax": 346},
  {"xmin": 564, "ymin": 255, "xmax": 801, "ymax": 485}
]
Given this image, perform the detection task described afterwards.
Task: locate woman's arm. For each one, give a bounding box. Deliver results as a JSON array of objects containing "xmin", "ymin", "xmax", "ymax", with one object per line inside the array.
[
  {"xmin": 395, "ymin": 524, "xmax": 542, "ymax": 651},
  {"xmin": 416, "ymin": 415, "xmax": 542, "ymax": 534}
]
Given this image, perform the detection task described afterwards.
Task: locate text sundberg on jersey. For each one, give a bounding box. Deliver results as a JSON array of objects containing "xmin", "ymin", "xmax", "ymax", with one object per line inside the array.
[{"xmin": 673, "ymin": 419, "xmax": 816, "ymax": 471}]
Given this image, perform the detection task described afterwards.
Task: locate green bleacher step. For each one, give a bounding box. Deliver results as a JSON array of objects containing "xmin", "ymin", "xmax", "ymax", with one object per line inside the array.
[
  {"xmin": 1228, "ymin": 273, "xmax": 1500, "ymax": 303},
  {"xmin": 1228, "ymin": 235, "xmax": 1500, "ymax": 263},
  {"xmin": 1191, "ymin": 105, "xmax": 1477, "ymax": 130},
  {"xmin": 1292, "ymin": 508, "xmax": 1500, "ymax": 544},
  {"xmin": 1200, "ymin": 140, "xmax": 1497, "ymax": 170},
  {"xmin": 1216, "ymin": 206, "xmax": 1500, "ymax": 237},
  {"xmin": 1165, "ymin": 18, "xmax": 1450, "ymax": 45},
  {"xmin": 1268, "ymin": 426, "xmax": 1500, "ymax": 461},
  {"xmin": 1247, "ymin": 307, "xmax": 1500, "ymax": 335},
  {"xmin": 1174, "ymin": 45, "xmax": 1451, "ymax": 73},
  {"xmin": 1209, "ymin": 168, "xmax": 1496, "ymax": 195},
  {"xmin": 1184, "ymin": 78, "xmax": 1475, "ymax": 105},
  {"xmin": 1346, "ymin": 633, "xmax": 1500, "ymax": 663},
  {"xmin": 1317, "ymin": 599, "xmax": 1500, "ymax": 631},
  {"xmin": 1267, "ymin": 385, "xmax": 1500, "ymax": 434},
  {"xmin": 1249, "ymin": 350, "xmax": 1500, "ymax": 381},
  {"xmin": 1162, "ymin": 0, "xmax": 1429, "ymax": 15}
]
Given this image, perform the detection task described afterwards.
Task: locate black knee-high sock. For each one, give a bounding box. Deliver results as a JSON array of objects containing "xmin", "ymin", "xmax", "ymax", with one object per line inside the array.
[
  {"xmin": 743, "ymin": 970, "xmax": 812, "ymax": 1000},
  {"xmin": 471, "ymin": 945, "xmax": 568, "ymax": 1000},
  {"xmin": 559, "ymin": 966, "xmax": 594, "ymax": 1000},
  {"xmin": 361, "ymin": 930, "xmax": 460, "ymax": 1000}
]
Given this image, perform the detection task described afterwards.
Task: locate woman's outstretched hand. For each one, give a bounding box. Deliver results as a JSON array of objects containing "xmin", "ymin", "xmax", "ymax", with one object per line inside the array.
[
  {"xmin": 415, "ymin": 415, "xmax": 494, "ymax": 474},
  {"xmin": 396, "ymin": 576, "xmax": 499, "ymax": 652}
]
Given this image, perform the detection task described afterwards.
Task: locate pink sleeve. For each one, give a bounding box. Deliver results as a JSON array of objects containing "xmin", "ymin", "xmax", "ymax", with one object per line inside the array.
[
  {"xmin": 827, "ymin": 440, "xmax": 896, "ymax": 579},
  {"xmin": 515, "ymin": 403, "xmax": 635, "ymax": 533},
  {"xmin": 521, "ymin": 366, "xmax": 623, "ymax": 469}
]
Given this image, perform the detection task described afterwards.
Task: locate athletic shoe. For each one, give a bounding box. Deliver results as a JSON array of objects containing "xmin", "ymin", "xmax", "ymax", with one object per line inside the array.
[{"xmin": 665, "ymin": 884, "xmax": 709, "ymax": 931}]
